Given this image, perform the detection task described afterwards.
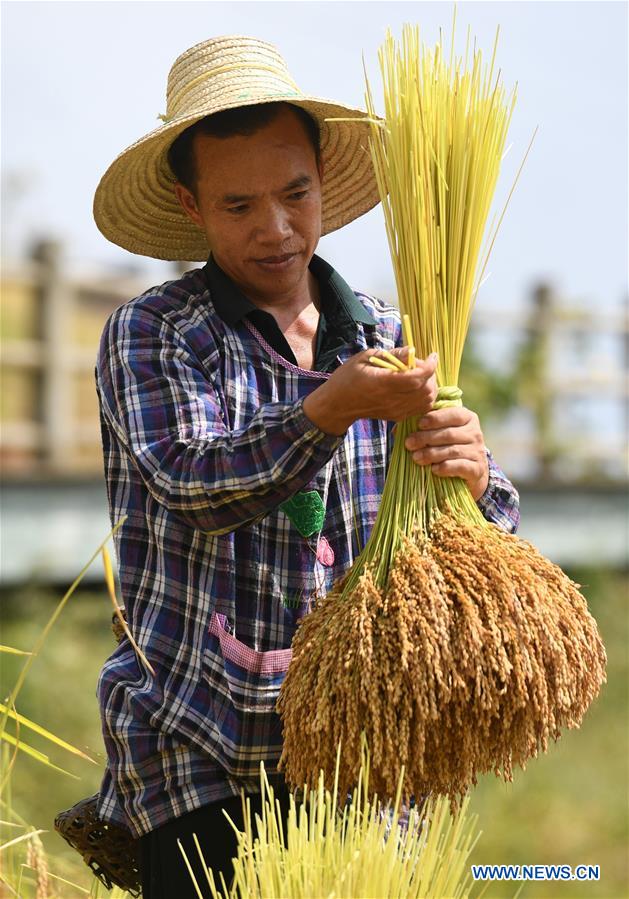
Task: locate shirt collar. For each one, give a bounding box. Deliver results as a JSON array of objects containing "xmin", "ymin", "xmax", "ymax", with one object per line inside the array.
[{"xmin": 203, "ymin": 253, "xmax": 376, "ymax": 327}]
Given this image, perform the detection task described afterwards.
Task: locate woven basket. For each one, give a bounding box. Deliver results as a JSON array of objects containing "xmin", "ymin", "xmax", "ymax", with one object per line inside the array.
[{"xmin": 54, "ymin": 794, "xmax": 141, "ymax": 895}]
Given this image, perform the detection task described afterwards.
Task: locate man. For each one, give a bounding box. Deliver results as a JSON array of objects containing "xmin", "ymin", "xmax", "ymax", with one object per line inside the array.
[{"xmin": 93, "ymin": 36, "xmax": 519, "ymax": 896}]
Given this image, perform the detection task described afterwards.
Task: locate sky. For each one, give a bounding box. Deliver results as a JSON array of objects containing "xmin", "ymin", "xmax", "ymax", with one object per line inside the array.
[{"xmin": 1, "ymin": 0, "xmax": 628, "ymax": 314}]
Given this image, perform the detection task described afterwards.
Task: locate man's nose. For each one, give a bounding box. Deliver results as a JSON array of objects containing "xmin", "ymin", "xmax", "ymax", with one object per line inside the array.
[{"xmin": 256, "ymin": 202, "xmax": 293, "ymax": 242}]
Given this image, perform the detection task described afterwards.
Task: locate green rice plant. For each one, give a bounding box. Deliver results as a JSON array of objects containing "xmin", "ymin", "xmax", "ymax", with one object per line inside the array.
[{"xmin": 0, "ymin": 519, "xmax": 133, "ymax": 898}]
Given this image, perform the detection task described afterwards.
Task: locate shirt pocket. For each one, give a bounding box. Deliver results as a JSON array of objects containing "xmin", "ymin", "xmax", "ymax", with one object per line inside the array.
[{"xmin": 202, "ymin": 612, "xmax": 292, "ymax": 778}]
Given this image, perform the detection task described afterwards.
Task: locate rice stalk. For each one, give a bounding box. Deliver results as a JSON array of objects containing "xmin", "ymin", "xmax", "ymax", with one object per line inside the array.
[
  {"xmin": 0, "ymin": 523, "xmax": 134, "ymax": 899},
  {"xmin": 190, "ymin": 752, "xmax": 486, "ymax": 898},
  {"xmin": 279, "ymin": 19, "xmax": 606, "ymax": 808}
]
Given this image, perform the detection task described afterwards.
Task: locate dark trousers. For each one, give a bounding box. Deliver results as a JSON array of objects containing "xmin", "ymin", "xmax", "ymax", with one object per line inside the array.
[{"xmin": 139, "ymin": 789, "xmax": 292, "ymax": 898}]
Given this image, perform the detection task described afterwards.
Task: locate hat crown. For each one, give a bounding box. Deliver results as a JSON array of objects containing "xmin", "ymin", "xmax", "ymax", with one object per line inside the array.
[
  {"xmin": 165, "ymin": 35, "xmax": 302, "ymax": 121},
  {"xmin": 94, "ymin": 34, "xmax": 381, "ymax": 261}
]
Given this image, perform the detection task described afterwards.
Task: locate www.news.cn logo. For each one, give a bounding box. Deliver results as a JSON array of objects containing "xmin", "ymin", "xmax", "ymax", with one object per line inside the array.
[{"xmin": 471, "ymin": 864, "xmax": 600, "ymax": 881}]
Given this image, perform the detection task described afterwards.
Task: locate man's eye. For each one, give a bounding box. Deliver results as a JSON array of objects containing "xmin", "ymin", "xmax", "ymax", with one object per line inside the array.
[
  {"xmin": 289, "ymin": 191, "xmax": 308, "ymax": 200},
  {"xmin": 227, "ymin": 205, "xmax": 248, "ymax": 215}
]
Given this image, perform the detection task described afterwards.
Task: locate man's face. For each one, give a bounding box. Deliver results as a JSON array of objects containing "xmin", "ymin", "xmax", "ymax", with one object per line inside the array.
[{"xmin": 175, "ymin": 107, "xmax": 323, "ymax": 306}]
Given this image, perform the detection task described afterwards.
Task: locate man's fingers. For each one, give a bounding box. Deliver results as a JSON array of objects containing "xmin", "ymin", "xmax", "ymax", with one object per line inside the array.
[
  {"xmin": 367, "ymin": 348, "xmax": 438, "ymax": 382},
  {"xmin": 419, "ymin": 407, "xmax": 476, "ymax": 429},
  {"xmin": 366, "ymin": 350, "xmax": 436, "ymax": 385},
  {"xmin": 406, "ymin": 427, "xmax": 478, "ymax": 450},
  {"xmin": 378, "ymin": 371, "xmax": 437, "ymax": 405},
  {"xmin": 389, "ymin": 347, "xmax": 438, "ymax": 370},
  {"xmin": 410, "ymin": 444, "xmax": 483, "ymax": 464},
  {"xmin": 412, "ymin": 353, "xmax": 439, "ymax": 378},
  {"xmin": 430, "ymin": 458, "xmax": 482, "ymax": 479},
  {"xmin": 385, "ymin": 348, "xmax": 439, "ymax": 382}
]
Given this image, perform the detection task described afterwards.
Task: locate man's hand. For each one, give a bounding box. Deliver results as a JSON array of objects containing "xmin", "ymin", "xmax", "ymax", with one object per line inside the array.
[
  {"xmin": 303, "ymin": 348, "xmax": 438, "ymax": 437},
  {"xmin": 404, "ymin": 406, "xmax": 489, "ymax": 500}
]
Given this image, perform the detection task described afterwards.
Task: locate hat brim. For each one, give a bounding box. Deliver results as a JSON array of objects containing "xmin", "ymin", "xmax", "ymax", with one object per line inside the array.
[{"xmin": 93, "ymin": 96, "xmax": 382, "ymax": 261}]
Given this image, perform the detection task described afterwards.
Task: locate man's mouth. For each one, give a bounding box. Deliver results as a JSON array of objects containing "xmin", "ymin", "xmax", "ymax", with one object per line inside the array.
[
  {"xmin": 254, "ymin": 253, "xmax": 298, "ymax": 270},
  {"xmin": 256, "ymin": 253, "xmax": 296, "ymax": 264}
]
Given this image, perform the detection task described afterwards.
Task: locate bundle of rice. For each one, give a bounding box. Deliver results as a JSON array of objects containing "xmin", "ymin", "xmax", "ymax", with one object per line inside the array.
[
  {"xmin": 185, "ymin": 751, "xmax": 482, "ymax": 899},
  {"xmin": 278, "ymin": 21, "xmax": 606, "ymax": 808}
]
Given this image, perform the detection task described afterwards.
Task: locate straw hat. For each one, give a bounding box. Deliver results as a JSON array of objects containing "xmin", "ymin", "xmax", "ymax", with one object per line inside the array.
[{"xmin": 93, "ymin": 35, "xmax": 381, "ymax": 261}]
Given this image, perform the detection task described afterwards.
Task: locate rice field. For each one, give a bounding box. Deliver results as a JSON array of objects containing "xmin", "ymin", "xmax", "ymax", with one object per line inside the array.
[{"xmin": 1, "ymin": 564, "xmax": 626, "ymax": 897}]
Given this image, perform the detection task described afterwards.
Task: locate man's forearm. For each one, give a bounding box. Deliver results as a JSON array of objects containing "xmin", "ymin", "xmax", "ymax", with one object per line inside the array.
[{"xmin": 303, "ymin": 383, "xmax": 354, "ymax": 437}]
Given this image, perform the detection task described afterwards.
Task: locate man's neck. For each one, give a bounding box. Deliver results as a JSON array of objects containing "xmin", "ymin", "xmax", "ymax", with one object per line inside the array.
[
  {"xmin": 244, "ymin": 270, "xmax": 321, "ymax": 325},
  {"xmin": 253, "ymin": 270, "xmax": 321, "ymax": 371}
]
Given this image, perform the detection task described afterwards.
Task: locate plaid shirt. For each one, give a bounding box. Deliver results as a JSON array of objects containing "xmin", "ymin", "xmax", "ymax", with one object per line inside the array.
[{"xmin": 95, "ymin": 254, "xmax": 520, "ymax": 837}]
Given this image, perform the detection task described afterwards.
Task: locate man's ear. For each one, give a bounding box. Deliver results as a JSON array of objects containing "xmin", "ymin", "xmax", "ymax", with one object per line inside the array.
[{"xmin": 174, "ymin": 183, "xmax": 203, "ymax": 228}]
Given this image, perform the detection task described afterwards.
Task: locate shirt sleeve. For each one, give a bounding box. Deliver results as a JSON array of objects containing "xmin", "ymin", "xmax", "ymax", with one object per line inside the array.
[
  {"xmin": 476, "ymin": 449, "xmax": 521, "ymax": 533},
  {"xmin": 96, "ymin": 302, "xmax": 344, "ymax": 535}
]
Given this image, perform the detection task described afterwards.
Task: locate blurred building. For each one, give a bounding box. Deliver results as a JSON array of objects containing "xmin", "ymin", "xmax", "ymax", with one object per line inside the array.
[
  {"xmin": 1, "ymin": 241, "xmax": 162, "ymax": 477},
  {"xmin": 469, "ymin": 284, "xmax": 629, "ymax": 484}
]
